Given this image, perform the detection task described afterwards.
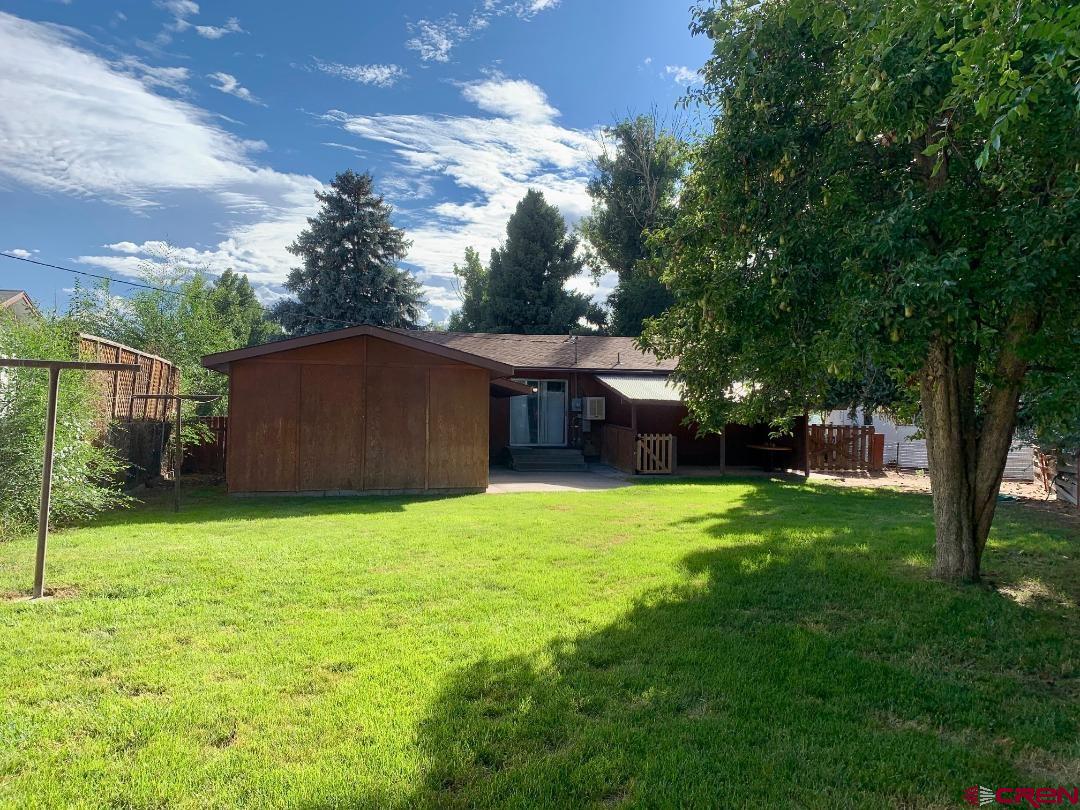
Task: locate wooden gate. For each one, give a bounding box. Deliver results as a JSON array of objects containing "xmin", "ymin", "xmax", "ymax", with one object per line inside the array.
[
  {"xmin": 809, "ymin": 425, "xmax": 877, "ymax": 472},
  {"xmin": 636, "ymin": 433, "xmax": 675, "ymax": 475}
]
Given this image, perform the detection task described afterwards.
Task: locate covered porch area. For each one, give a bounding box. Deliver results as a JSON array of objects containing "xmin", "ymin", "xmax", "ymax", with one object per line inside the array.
[{"xmin": 592, "ymin": 374, "xmax": 809, "ymax": 477}]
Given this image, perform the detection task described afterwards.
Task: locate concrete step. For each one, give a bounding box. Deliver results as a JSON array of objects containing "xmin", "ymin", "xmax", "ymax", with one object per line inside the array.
[
  {"xmin": 510, "ymin": 447, "xmax": 587, "ymax": 472},
  {"xmin": 512, "ymin": 461, "xmax": 588, "ymax": 472}
]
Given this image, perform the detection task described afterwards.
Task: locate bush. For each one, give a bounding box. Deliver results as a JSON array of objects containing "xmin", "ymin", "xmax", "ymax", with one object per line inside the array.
[{"xmin": 0, "ymin": 316, "xmax": 128, "ymax": 540}]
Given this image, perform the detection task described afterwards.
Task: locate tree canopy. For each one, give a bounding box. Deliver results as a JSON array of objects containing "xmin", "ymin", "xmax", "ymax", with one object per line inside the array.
[
  {"xmin": 272, "ymin": 171, "xmax": 425, "ymax": 335},
  {"xmin": 579, "ymin": 114, "xmax": 685, "ymax": 336},
  {"xmin": 643, "ymin": 0, "xmax": 1080, "ymax": 581},
  {"xmin": 453, "ymin": 189, "xmax": 603, "ymax": 334}
]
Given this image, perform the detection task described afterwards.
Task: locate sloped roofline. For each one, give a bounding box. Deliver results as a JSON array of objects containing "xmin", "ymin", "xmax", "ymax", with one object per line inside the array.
[{"xmin": 201, "ymin": 324, "xmax": 516, "ymax": 376}]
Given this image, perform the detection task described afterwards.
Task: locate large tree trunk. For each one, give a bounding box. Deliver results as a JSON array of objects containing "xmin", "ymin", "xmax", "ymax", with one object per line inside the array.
[{"xmin": 920, "ymin": 317, "xmax": 1032, "ymax": 582}]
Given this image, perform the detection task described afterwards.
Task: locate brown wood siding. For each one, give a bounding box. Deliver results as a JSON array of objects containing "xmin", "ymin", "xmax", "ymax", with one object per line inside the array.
[
  {"xmin": 299, "ymin": 364, "xmax": 365, "ymax": 491},
  {"xmin": 428, "ymin": 366, "xmax": 489, "ymax": 489},
  {"xmin": 364, "ymin": 364, "xmax": 428, "ymax": 491},
  {"xmin": 225, "ymin": 334, "xmax": 489, "ymax": 493},
  {"xmin": 228, "ymin": 361, "xmax": 300, "ymax": 492}
]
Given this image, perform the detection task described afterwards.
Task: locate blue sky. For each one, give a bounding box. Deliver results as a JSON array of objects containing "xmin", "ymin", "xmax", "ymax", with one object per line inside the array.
[{"xmin": 0, "ymin": 1, "xmax": 710, "ymax": 322}]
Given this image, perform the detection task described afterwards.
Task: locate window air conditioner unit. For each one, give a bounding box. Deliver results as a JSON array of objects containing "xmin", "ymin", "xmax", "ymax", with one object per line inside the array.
[{"xmin": 584, "ymin": 396, "xmax": 606, "ymax": 421}]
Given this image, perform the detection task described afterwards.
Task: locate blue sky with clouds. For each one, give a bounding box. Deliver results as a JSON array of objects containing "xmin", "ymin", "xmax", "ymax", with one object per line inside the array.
[{"xmin": 0, "ymin": 0, "xmax": 710, "ymax": 322}]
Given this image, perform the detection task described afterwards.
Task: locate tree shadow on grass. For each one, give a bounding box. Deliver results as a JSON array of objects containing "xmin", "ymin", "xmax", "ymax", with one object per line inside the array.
[{"xmin": 403, "ymin": 483, "xmax": 1079, "ymax": 808}]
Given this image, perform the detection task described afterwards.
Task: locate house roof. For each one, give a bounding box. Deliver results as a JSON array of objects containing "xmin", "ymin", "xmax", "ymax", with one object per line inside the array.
[
  {"xmin": 384, "ymin": 329, "xmax": 677, "ymax": 373},
  {"xmin": 0, "ymin": 290, "xmax": 38, "ymax": 322},
  {"xmin": 201, "ymin": 324, "xmax": 517, "ymax": 376},
  {"xmin": 595, "ymin": 374, "xmax": 684, "ymax": 404}
]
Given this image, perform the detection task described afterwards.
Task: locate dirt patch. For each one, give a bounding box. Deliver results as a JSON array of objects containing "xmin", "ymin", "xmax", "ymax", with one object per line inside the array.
[
  {"xmin": 810, "ymin": 470, "xmax": 1077, "ymax": 521},
  {"xmin": 3, "ymin": 585, "xmax": 79, "ymax": 602}
]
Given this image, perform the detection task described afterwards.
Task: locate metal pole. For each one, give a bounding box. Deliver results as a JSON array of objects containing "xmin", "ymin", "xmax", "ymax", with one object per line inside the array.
[
  {"xmin": 174, "ymin": 398, "xmax": 181, "ymax": 513},
  {"xmin": 34, "ymin": 367, "xmax": 61, "ymax": 599}
]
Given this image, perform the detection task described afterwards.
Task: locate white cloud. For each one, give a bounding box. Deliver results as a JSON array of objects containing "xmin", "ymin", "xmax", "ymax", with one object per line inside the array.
[
  {"xmin": 406, "ymin": 0, "xmax": 560, "ymax": 62},
  {"xmin": 313, "ymin": 60, "xmax": 406, "ymax": 88},
  {"xmin": 664, "ymin": 65, "xmax": 700, "ymax": 86},
  {"xmin": 208, "ymin": 71, "xmax": 263, "ymax": 105},
  {"xmin": 4, "ymin": 248, "xmax": 36, "ymax": 259},
  {"xmin": 461, "ymin": 76, "xmax": 557, "ymax": 123},
  {"xmin": 153, "ymin": 2, "xmax": 243, "ymax": 44},
  {"xmin": 155, "ymin": 0, "xmax": 199, "ymax": 18},
  {"xmin": 323, "ymin": 75, "xmax": 601, "ymax": 318},
  {"xmin": 192, "ymin": 18, "xmax": 244, "ymax": 40},
  {"xmin": 0, "ymin": 12, "xmax": 318, "ymax": 288},
  {"xmin": 116, "ymin": 56, "xmax": 190, "ymax": 94},
  {"xmin": 405, "ymin": 15, "xmax": 482, "ymax": 63}
]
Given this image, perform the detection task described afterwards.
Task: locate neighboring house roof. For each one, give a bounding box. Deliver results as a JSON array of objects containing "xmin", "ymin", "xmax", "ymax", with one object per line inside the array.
[
  {"xmin": 595, "ymin": 374, "xmax": 684, "ymax": 404},
  {"xmin": 387, "ymin": 329, "xmax": 677, "ymax": 373},
  {"xmin": 201, "ymin": 324, "xmax": 517, "ymax": 377},
  {"xmin": 0, "ymin": 290, "xmax": 38, "ymax": 323}
]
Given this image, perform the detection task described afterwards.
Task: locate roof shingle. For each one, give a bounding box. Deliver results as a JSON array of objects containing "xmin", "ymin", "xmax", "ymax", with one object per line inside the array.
[{"xmin": 387, "ymin": 330, "xmax": 676, "ymax": 373}]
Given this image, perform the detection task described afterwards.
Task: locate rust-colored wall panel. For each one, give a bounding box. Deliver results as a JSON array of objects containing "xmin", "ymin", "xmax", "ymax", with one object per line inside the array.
[
  {"xmin": 364, "ymin": 364, "xmax": 428, "ymax": 490},
  {"xmin": 226, "ymin": 335, "xmax": 492, "ymax": 493},
  {"xmin": 429, "ymin": 367, "xmax": 488, "ymax": 489},
  {"xmin": 249, "ymin": 336, "xmax": 367, "ymax": 366},
  {"xmin": 228, "ymin": 361, "xmax": 300, "ymax": 492},
  {"xmin": 366, "ymin": 336, "xmax": 464, "ymax": 368},
  {"xmin": 299, "ymin": 364, "xmax": 365, "ymax": 491}
]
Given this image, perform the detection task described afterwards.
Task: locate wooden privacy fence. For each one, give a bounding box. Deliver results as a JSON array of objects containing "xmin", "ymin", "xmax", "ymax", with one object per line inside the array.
[
  {"xmin": 1041, "ymin": 448, "xmax": 1079, "ymax": 509},
  {"xmin": 601, "ymin": 424, "xmax": 636, "ymax": 474},
  {"xmin": 809, "ymin": 424, "xmax": 882, "ymax": 472},
  {"xmin": 636, "ymin": 433, "xmax": 675, "ymax": 475},
  {"xmin": 184, "ymin": 416, "xmax": 228, "ymax": 475},
  {"xmin": 79, "ymin": 333, "xmax": 179, "ymax": 421}
]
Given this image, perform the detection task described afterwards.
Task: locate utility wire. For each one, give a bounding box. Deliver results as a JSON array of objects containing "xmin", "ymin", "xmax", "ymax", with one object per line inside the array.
[
  {"xmin": 2, "ymin": 251, "xmax": 185, "ymax": 295},
  {"xmin": 0, "ymin": 250, "xmax": 369, "ymax": 330}
]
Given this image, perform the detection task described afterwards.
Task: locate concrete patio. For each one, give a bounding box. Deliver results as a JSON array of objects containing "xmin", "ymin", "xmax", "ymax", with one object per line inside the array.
[{"xmin": 486, "ymin": 465, "xmax": 632, "ymax": 493}]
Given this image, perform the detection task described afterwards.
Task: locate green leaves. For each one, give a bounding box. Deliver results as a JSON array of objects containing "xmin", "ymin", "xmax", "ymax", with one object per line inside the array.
[{"xmin": 648, "ymin": 0, "xmax": 1080, "ymax": 446}]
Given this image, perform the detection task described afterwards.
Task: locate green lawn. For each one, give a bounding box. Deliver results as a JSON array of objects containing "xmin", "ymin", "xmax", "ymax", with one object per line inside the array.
[{"xmin": 0, "ymin": 480, "xmax": 1076, "ymax": 808}]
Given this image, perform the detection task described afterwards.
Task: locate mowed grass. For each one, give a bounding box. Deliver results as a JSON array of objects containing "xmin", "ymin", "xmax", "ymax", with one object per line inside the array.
[{"xmin": 0, "ymin": 480, "xmax": 1077, "ymax": 808}]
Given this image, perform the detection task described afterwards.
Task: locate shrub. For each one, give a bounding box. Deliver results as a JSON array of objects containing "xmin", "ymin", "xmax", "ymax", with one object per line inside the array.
[{"xmin": 0, "ymin": 315, "xmax": 128, "ymax": 540}]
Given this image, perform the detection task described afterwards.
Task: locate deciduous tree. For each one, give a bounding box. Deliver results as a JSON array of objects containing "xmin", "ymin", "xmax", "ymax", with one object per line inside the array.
[
  {"xmin": 644, "ymin": 0, "xmax": 1080, "ymax": 582},
  {"xmin": 580, "ymin": 114, "xmax": 685, "ymax": 336}
]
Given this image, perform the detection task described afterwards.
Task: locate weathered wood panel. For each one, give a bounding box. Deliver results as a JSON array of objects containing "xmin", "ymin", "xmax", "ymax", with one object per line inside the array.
[
  {"xmin": 229, "ymin": 362, "xmax": 300, "ymax": 492},
  {"xmin": 601, "ymin": 424, "xmax": 636, "ymax": 473},
  {"xmin": 364, "ymin": 364, "xmax": 428, "ymax": 491},
  {"xmin": 428, "ymin": 366, "xmax": 488, "ymax": 489},
  {"xmin": 225, "ymin": 335, "xmax": 491, "ymax": 493},
  {"xmin": 367, "ymin": 336, "xmax": 464, "ymax": 368},
  {"xmin": 299, "ymin": 364, "xmax": 365, "ymax": 491}
]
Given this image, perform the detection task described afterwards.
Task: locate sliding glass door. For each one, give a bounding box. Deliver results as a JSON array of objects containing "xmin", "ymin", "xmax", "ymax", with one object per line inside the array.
[{"xmin": 509, "ymin": 379, "xmax": 567, "ymax": 446}]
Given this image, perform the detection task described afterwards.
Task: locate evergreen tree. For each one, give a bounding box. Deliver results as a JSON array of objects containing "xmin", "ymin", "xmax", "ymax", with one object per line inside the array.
[
  {"xmin": 579, "ymin": 115, "xmax": 685, "ymax": 336},
  {"xmin": 272, "ymin": 171, "xmax": 425, "ymax": 335},
  {"xmin": 447, "ymin": 247, "xmax": 488, "ymax": 332},
  {"xmin": 483, "ymin": 189, "xmax": 602, "ymax": 334}
]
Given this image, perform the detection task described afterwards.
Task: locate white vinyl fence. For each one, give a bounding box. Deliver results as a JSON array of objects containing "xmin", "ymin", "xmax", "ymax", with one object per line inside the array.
[{"xmin": 891, "ymin": 440, "xmax": 1035, "ymax": 481}]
